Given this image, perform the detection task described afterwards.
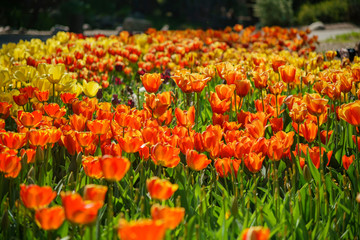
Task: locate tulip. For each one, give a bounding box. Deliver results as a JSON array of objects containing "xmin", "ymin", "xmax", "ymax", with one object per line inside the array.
[
  {"xmin": 61, "ymin": 192, "xmax": 102, "ymax": 225},
  {"xmin": 241, "ymin": 226, "xmax": 270, "ymax": 240},
  {"xmin": 0, "ymin": 132, "xmax": 27, "ymax": 149},
  {"xmin": 214, "ymin": 157, "xmax": 240, "ymax": 177},
  {"xmin": 0, "ymin": 102, "xmax": 12, "ymax": 119},
  {"xmin": 99, "ymin": 155, "xmax": 130, "ymax": 182},
  {"xmin": 151, "ymin": 143, "xmax": 181, "ymax": 168},
  {"xmin": 146, "ymin": 177, "xmax": 178, "ymax": 200},
  {"xmin": 186, "ymin": 149, "xmax": 211, "ymax": 171},
  {"xmin": 151, "ymin": 204, "xmax": 185, "ymax": 230},
  {"xmin": 83, "ymin": 184, "xmax": 108, "ymax": 205},
  {"xmin": 141, "ymin": 73, "xmax": 163, "ymax": 93},
  {"xmin": 342, "ymin": 155, "xmax": 354, "ymax": 170},
  {"xmin": 35, "ymin": 206, "xmax": 65, "ymax": 230},
  {"xmin": 118, "ymin": 219, "xmax": 166, "ymax": 240},
  {"xmin": 20, "ymin": 184, "xmax": 56, "ymax": 210},
  {"xmin": 17, "ymin": 110, "xmax": 43, "ymax": 128}
]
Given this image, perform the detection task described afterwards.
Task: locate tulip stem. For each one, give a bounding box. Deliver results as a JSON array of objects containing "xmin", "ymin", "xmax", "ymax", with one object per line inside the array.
[
  {"xmin": 196, "ymin": 92, "xmax": 201, "ymax": 132},
  {"xmin": 317, "ymin": 116, "xmax": 324, "ymax": 173},
  {"xmin": 107, "ymin": 181, "xmax": 114, "ymax": 240}
]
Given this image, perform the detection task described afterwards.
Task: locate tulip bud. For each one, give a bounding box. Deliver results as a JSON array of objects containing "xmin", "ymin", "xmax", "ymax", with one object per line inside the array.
[{"xmin": 303, "ymin": 165, "xmax": 312, "ymax": 182}]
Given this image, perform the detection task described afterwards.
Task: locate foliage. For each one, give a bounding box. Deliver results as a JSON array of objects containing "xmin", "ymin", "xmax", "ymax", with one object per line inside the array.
[{"xmin": 254, "ymin": 0, "xmax": 294, "ymax": 27}]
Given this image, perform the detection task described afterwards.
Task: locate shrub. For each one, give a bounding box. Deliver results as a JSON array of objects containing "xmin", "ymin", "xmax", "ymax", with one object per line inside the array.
[
  {"xmin": 297, "ymin": 0, "xmax": 349, "ymax": 25},
  {"xmin": 254, "ymin": 0, "xmax": 294, "ymax": 27}
]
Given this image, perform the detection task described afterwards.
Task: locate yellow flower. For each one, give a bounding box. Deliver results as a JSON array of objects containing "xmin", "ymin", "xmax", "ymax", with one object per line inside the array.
[
  {"xmin": 48, "ymin": 64, "xmax": 66, "ymax": 84},
  {"xmin": 83, "ymin": 81, "xmax": 100, "ymax": 98}
]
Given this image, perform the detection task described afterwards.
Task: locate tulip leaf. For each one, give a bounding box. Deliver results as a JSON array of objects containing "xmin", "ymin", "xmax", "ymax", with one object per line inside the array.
[{"xmin": 305, "ymin": 148, "xmax": 320, "ymax": 183}]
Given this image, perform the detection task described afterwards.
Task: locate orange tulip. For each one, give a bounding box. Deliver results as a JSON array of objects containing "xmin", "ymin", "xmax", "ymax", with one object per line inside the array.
[
  {"xmin": 279, "ymin": 65, "xmax": 296, "ymax": 83},
  {"xmin": 75, "ymin": 131, "xmax": 97, "ymax": 148},
  {"xmin": 116, "ymin": 130, "xmax": 144, "ymax": 153},
  {"xmin": 43, "ymin": 103, "xmax": 66, "ymax": 119},
  {"xmin": 244, "ymin": 152, "xmax": 265, "ymax": 173},
  {"xmin": 343, "ymin": 155, "xmax": 354, "ymax": 170},
  {"xmin": 186, "ymin": 149, "xmax": 211, "ymax": 171},
  {"xmin": 289, "ymin": 101, "xmax": 308, "ymax": 123},
  {"xmin": 61, "ymin": 131, "xmax": 82, "ymax": 156},
  {"xmin": 338, "ymin": 100, "xmax": 360, "ymax": 126},
  {"xmin": 267, "ymin": 137, "xmax": 284, "ymax": 161},
  {"xmin": 175, "ymin": 106, "xmax": 195, "ymax": 129},
  {"xmin": 17, "ymin": 110, "xmax": 43, "ymax": 128},
  {"xmin": 69, "ymin": 114, "xmax": 87, "ymax": 131},
  {"xmin": 118, "ymin": 219, "xmax": 166, "ymax": 240},
  {"xmin": 189, "ymin": 73, "xmax": 211, "ymax": 93},
  {"xmin": 87, "ymin": 119, "xmax": 110, "ymax": 136},
  {"xmin": 0, "ymin": 102, "xmax": 12, "ymax": 119},
  {"xmin": 209, "ymin": 92, "xmax": 230, "ymax": 114},
  {"xmin": 82, "ymin": 156, "xmax": 103, "ymax": 179},
  {"xmin": 47, "ymin": 127, "xmax": 62, "ymax": 144},
  {"xmin": 0, "ymin": 152, "xmax": 21, "ymax": 178},
  {"xmin": 295, "ymin": 120, "xmax": 318, "ymax": 143},
  {"xmin": 151, "ymin": 142, "xmax": 181, "ymax": 168},
  {"xmin": 142, "ymin": 127, "xmax": 160, "ymax": 146},
  {"xmin": 13, "ymin": 93, "xmax": 29, "ymax": 106},
  {"xmin": 83, "ymin": 184, "xmax": 108, "ymax": 205},
  {"xmin": 20, "ymin": 148, "xmax": 36, "ymax": 163},
  {"xmin": 35, "ymin": 206, "xmax": 65, "ymax": 230},
  {"xmin": 99, "ymin": 155, "xmax": 130, "ymax": 181},
  {"xmin": 141, "ymin": 73, "xmax": 163, "ymax": 93},
  {"xmin": 234, "ymin": 79, "xmax": 251, "ymax": 97},
  {"xmin": 60, "ymin": 92, "xmax": 77, "ymax": 104},
  {"xmin": 245, "ymin": 119, "xmax": 266, "ymax": 139},
  {"xmin": 271, "ymin": 56, "xmax": 286, "ymax": 73},
  {"xmin": 146, "ymin": 177, "xmax": 178, "ymax": 200},
  {"xmin": 20, "ymin": 184, "xmax": 56, "ymax": 210},
  {"xmin": 34, "ymin": 90, "xmax": 50, "ymax": 102},
  {"xmin": 214, "ymin": 157, "xmax": 240, "ymax": 177},
  {"xmin": 0, "ymin": 132, "xmax": 27, "ymax": 149},
  {"xmin": 61, "ymin": 192, "xmax": 102, "ymax": 225},
  {"xmin": 303, "ymin": 93, "xmax": 328, "ymax": 116},
  {"xmin": 20, "ymin": 86, "xmax": 38, "ymax": 99},
  {"xmin": 269, "ymin": 117, "xmax": 283, "ymax": 133},
  {"xmin": 28, "ymin": 128, "xmax": 50, "ymax": 147},
  {"xmin": 320, "ymin": 130, "xmax": 333, "ymax": 145},
  {"xmin": 253, "ymin": 71, "xmax": 268, "ymax": 89},
  {"xmin": 215, "ymin": 84, "xmax": 235, "ymax": 100},
  {"xmin": 241, "ymin": 226, "xmax": 270, "ymax": 240},
  {"xmin": 151, "ymin": 204, "xmax": 185, "ymax": 230}
]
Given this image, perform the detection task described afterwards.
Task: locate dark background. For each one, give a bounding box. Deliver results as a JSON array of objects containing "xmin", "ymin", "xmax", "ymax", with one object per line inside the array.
[{"xmin": 0, "ymin": 0, "xmax": 359, "ymax": 32}]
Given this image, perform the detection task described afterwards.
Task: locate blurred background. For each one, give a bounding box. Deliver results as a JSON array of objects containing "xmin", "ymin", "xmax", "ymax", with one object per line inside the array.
[{"xmin": 1, "ymin": 0, "xmax": 359, "ymax": 33}]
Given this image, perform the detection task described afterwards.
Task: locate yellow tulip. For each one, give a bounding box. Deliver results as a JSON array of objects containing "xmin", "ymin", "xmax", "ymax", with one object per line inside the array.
[
  {"xmin": 83, "ymin": 81, "xmax": 100, "ymax": 98},
  {"xmin": 48, "ymin": 64, "xmax": 65, "ymax": 84}
]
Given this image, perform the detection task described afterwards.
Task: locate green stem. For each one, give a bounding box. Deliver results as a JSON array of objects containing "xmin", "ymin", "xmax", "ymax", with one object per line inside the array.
[{"xmin": 107, "ymin": 182, "xmax": 114, "ymax": 240}]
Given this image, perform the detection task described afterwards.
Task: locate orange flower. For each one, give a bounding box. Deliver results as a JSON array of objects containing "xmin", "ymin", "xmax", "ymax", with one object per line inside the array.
[
  {"xmin": 246, "ymin": 119, "xmax": 266, "ymax": 139},
  {"xmin": 271, "ymin": 56, "xmax": 286, "ymax": 73},
  {"xmin": 267, "ymin": 137, "xmax": 284, "ymax": 161},
  {"xmin": 320, "ymin": 130, "xmax": 333, "ymax": 145},
  {"xmin": 342, "ymin": 155, "xmax": 354, "ymax": 170},
  {"xmin": 35, "ymin": 206, "xmax": 65, "ymax": 230},
  {"xmin": 289, "ymin": 101, "xmax": 308, "ymax": 123},
  {"xmin": 60, "ymin": 92, "xmax": 77, "ymax": 104},
  {"xmin": 20, "ymin": 184, "xmax": 56, "ymax": 210},
  {"xmin": 215, "ymin": 84, "xmax": 235, "ymax": 100},
  {"xmin": 69, "ymin": 114, "xmax": 87, "ymax": 131},
  {"xmin": 146, "ymin": 177, "xmax": 178, "ymax": 200},
  {"xmin": 20, "ymin": 148, "xmax": 36, "ymax": 163},
  {"xmin": 87, "ymin": 119, "xmax": 110, "ymax": 135},
  {"xmin": 214, "ymin": 158, "xmax": 240, "ymax": 177},
  {"xmin": 43, "ymin": 103, "xmax": 66, "ymax": 119},
  {"xmin": 295, "ymin": 120, "xmax": 318, "ymax": 143},
  {"xmin": 151, "ymin": 204, "xmax": 185, "ymax": 230},
  {"xmin": 209, "ymin": 92, "xmax": 230, "ymax": 114},
  {"xmin": 13, "ymin": 93, "xmax": 29, "ymax": 106},
  {"xmin": 234, "ymin": 79, "xmax": 251, "ymax": 97},
  {"xmin": 269, "ymin": 117, "xmax": 283, "ymax": 133},
  {"xmin": 141, "ymin": 73, "xmax": 163, "ymax": 93},
  {"xmin": 144, "ymin": 93, "xmax": 171, "ymax": 118},
  {"xmin": 338, "ymin": 101, "xmax": 360, "ymax": 126},
  {"xmin": 27, "ymin": 129, "xmax": 50, "ymax": 147},
  {"xmin": 83, "ymin": 184, "xmax": 108, "ymax": 205},
  {"xmin": 241, "ymin": 226, "xmax": 270, "ymax": 240},
  {"xmin": 20, "ymin": 86, "xmax": 38, "ymax": 99},
  {"xmin": 0, "ymin": 152, "xmax": 21, "ymax": 178},
  {"xmin": 303, "ymin": 93, "xmax": 328, "ymax": 116},
  {"xmin": 61, "ymin": 130, "xmax": 81, "ymax": 155},
  {"xmin": 118, "ymin": 219, "xmax": 166, "ymax": 240},
  {"xmin": 186, "ymin": 149, "xmax": 211, "ymax": 171},
  {"xmin": 99, "ymin": 155, "xmax": 130, "ymax": 181},
  {"xmin": 47, "ymin": 127, "xmax": 62, "ymax": 144},
  {"xmin": 151, "ymin": 142, "xmax": 181, "ymax": 168},
  {"xmin": 75, "ymin": 131, "xmax": 97, "ymax": 148},
  {"xmin": 244, "ymin": 152, "xmax": 265, "ymax": 173},
  {"xmin": 17, "ymin": 110, "xmax": 43, "ymax": 128},
  {"xmin": 82, "ymin": 156, "xmax": 103, "ymax": 179},
  {"xmin": 116, "ymin": 130, "xmax": 144, "ymax": 153},
  {"xmin": 175, "ymin": 106, "xmax": 195, "ymax": 129},
  {"xmin": 279, "ymin": 65, "xmax": 296, "ymax": 83},
  {"xmin": 189, "ymin": 73, "xmax": 211, "ymax": 93},
  {"xmin": 0, "ymin": 102, "xmax": 12, "ymax": 119},
  {"xmin": 34, "ymin": 90, "xmax": 50, "ymax": 102},
  {"xmin": 253, "ymin": 71, "xmax": 268, "ymax": 89},
  {"xmin": 61, "ymin": 192, "xmax": 102, "ymax": 225},
  {"xmin": 0, "ymin": 132, "xmax": 27, "ymax": 149}
]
